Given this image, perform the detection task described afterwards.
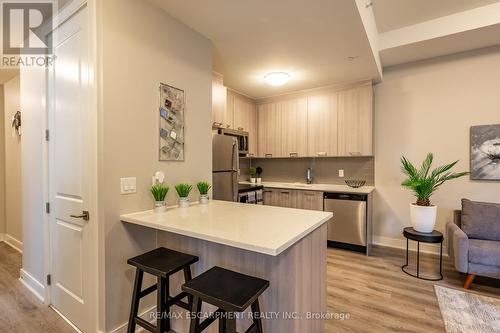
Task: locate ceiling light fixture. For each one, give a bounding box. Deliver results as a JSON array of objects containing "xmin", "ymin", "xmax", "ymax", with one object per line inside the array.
[{"xmin": 264, "ymin": 72, "xmax": 290, "ymax": 86}]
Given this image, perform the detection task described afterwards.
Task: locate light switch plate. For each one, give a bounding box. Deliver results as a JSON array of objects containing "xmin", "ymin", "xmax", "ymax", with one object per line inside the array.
[
  {"xmin": 338, "ymin": 170, "xmax": 344, "ymax": 178},
  {"xmin": 120, "ymin": 177, "xmax": 137, "ymax": 194}
]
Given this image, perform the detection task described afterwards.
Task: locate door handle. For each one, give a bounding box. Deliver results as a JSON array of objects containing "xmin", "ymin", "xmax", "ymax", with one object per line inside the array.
[{"xmin": 70, "ymin": 211, "xmax": 90, "ymax": 221}]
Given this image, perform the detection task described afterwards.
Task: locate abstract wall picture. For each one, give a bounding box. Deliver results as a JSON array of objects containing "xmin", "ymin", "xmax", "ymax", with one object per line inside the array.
[
  {"xmin": 159, "ymin": 83, "xmax": 185, "ymax": 161},
  {"xmin": 471, "ymin": 124, "xmax": 500, "ymax": 180}
]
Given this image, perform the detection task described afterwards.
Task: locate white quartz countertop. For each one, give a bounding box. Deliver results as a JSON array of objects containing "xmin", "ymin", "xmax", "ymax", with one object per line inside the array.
[
  {"xmin": 120, "ymin": 200, "xmax": 332, "ymax": 256},
  {"xmin": 239, "ymin": 181, "xmax": 375, "ymax": 194}
]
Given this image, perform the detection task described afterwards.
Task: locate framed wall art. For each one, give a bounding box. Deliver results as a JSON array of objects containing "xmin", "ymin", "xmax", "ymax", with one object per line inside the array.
[
  {"xmin": 158, "ymin": 83, "xmax": 185, "ymax": 161},
  {"xmin": 470, "ymin": 124, "xmax": 500, "ymax": 180}
]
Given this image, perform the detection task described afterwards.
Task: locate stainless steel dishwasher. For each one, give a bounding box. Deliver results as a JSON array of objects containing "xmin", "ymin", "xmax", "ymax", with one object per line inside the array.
[{"xmin": 324, "ymin": 192, "xmax": 368, "ymax": 253}]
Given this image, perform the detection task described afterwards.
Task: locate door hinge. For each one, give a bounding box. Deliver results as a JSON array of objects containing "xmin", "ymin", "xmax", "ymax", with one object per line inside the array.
[
  {"xmin": 45, "ymin": 202, "xmax": 50, "ymax": 214},
  {"xmin": 45, "ymin": 129, "xmax": 49, "ymax": 141},
  {"xmin": 46, "ymin": 274, "xmax": 51, "ymax": 286}
]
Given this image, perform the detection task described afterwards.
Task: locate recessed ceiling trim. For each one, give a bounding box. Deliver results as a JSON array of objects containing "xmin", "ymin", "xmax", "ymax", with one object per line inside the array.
[{"xmin": 379, "ymin": 2, "xmax": 500, "ymax": 51}]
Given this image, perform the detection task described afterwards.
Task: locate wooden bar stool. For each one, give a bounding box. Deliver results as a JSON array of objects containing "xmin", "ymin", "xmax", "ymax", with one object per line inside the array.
[
  {"xmin": 182, "ymin": 266, "xmax": 269, "ymax": 333},
  {"xmin": 127, "ymin": 247, "xmax": 199, "ymax": 333}
]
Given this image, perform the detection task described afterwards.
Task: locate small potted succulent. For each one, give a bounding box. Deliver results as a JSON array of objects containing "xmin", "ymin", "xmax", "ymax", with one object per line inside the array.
[
  {"xmin": 151, "ymin": 182, "xmax": 169, "ymax": 213},
  {"xmin": 256, "ymin": 166, "xmax": 263, "ymax": 184},
  {"xmin": 196, "ymin": 181, "xmax": 212, "ymax": 204},
  {"xmin": 401, "ymin": 153, "xmax": 468, "ymax": 233},
  {"xmin": 249, "ymin": 167, "xmax": 257, "ymax": 184},
  {"xmin": 175, "ymin": 183, "xmax": 193, "ymax": 208}
]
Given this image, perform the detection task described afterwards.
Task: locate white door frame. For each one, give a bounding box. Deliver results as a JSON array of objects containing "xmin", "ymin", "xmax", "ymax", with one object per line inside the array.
[{"xmin": 42, "ymin": 0, "xmax": 99, "ymax": 331}]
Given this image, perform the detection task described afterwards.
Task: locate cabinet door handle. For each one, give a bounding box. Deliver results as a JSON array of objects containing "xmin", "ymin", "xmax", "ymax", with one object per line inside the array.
[
  {"xmin": 281, "ymin": 191, "xmax": 290, "ymax": 194},
  {"xmin": 265, "ymin": 153, "xmax": 273, "ymax": 157},
  {"xmin": 303, "ymin": 193, "xmax": 315, "ymax": 196},
  {"xmin": 349, "ymin": 152, "xmax": 361, "ymax": 156},
  {"xmin": 317, "ymin": 152, "xmax": 327, "ymax": 156},
  {"xmin": 289, "ymin": 152, "xmax": 298, "ymax": 157}
]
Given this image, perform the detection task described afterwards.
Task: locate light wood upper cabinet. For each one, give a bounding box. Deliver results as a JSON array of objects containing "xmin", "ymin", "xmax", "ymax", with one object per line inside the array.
[
  {"xmin": 337, "ymin": 85, "xmax": 373, "ymax": 156},
  {"xmin": 232, "ymin": 91, "xmax": 258, "ymax": 156},
  {"xmin": 282, "ymin": 98, "xmax": 308, "ymax": 157},
  {"xmin": 212, "ymin": 72, "xmax": 228, "ymax": 127},
  {"xmin": 307, "ymin": 93, "xmax": 338, "ymax": 157},
  {"xmin": 257, "ymin": 103, "xmax": 282, "ymax": 157}
]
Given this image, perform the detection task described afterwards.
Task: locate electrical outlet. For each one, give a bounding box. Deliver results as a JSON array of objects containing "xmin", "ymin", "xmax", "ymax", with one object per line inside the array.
[
  {"xmin": 338, "ymin": 169, "xmax": 345, "ymax": 178},
  {"xmin": 120, "ymin": 177, "xmax": 137, "ymax": 194}
]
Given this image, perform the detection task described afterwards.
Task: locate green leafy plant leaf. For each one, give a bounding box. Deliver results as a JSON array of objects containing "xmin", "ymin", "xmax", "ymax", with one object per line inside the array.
[
  {"xmin": 196, "ymin": 181, "xmax": 212, "ymax": 195},
  {"xmin": 175, "ymin": 183, "xmax": 193, "ymax": 198},
  {"xmin": 400, "ymin": 153, "xmax": 469, "ymax": 206},
  {"xmin": 151, "ymin": 183, "xmax": 169, "ymax": 201}
]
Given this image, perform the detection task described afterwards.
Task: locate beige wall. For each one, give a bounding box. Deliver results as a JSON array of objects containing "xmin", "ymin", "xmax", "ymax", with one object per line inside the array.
[
  {"xmin": 3, "ymin": 75, "xmax": 22, "ymax": 246},
  {"xmin": 374, "ymin": 46, "xmax": 500, "ymax": 247},
  {"xmin": 0, "ymin": 86, "xmax": 4, "ymax": 237},
  {"xmin": 99, "ymin": 0, "xmax": 213, "ymax": 330}
]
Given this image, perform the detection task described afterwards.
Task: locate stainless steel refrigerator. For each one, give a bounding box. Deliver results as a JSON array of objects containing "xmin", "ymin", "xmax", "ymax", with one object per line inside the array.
[{"xmin": 212, "ymin": 134, "xmax": 239, "ymax": 202}]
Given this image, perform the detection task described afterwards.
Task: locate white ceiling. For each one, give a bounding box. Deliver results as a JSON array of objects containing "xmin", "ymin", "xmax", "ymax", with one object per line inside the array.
[
  {"xmin": 0, "ymin": 69, "xmax": 19, "ymax": 84},
  {"xmin": 150, "ymin": 0, "xmax": 380, "ymax": 99},
  {"xmin": 373, "ymin": 0, "xmax": 500, "ymax": 33}
]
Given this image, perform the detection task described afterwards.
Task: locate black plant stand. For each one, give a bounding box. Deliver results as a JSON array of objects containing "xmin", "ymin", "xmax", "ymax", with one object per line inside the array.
[{"xmin": 401, "ymin": 227, "xmax": 443, "ymax": 281}]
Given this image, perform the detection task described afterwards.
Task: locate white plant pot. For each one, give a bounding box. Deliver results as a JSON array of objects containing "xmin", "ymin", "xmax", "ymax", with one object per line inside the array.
[
  {"xmin": 410, "ymin": 203, "xmax": 437, "ymax": 233},
  {"xmin": 200, "ymin": 194, "xmax": 209, "ymax": 205},
  {"xmin": 250, "ymin": 178, "xmax": 256, "ymax": 184},
  {"xmin": 257, "ymin": 178, "xmax": 262, "ymax": 184},
  {"xmin": 154, "ymin": 201, "xmax": 167, "ymax": 213},
  {"xmin": 179, "ymin": 197, "xmax": 190, "ymax": 208}
]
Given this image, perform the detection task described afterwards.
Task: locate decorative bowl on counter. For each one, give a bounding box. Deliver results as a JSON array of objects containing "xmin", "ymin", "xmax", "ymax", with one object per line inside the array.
[{"xmin": 345, "ymin": 180, "xmax": 366, "ymax": 188}]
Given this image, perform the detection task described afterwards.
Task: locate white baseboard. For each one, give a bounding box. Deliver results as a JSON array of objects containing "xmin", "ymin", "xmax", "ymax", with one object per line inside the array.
[
  {"xmin": 107, "ymin": 305, "xmax": 157, "ymax": 333},
  {"xmin": 50, "ymin": 305, "xmax": 83, "ymax": 333},
  {"xmin": 373, "ymin": 235, "xmax": 448, "ymax": 256},
  {"xmin": 19, "ymin": 268, "xmax": 45, "ymax": 302},
  {"xmin": 4, "ymin": 234, "xmax": 23, "ymax": 253}
]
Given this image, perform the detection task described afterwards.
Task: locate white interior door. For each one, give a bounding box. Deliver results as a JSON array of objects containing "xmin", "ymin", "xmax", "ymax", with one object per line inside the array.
[{"xmin": 48, "ymin": 5, "xmax": 94, "ymax": 333}]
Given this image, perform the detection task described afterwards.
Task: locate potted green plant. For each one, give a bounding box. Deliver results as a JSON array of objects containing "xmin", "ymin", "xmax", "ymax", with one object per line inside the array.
[
  {"xmin": 151, "ymin": 183, "xmax": 169, "ymax": 213},
  {"xmin": 401, "ymin": 153, "xmax": 468, "ymax": 233},
  {"xmin": 256, "ymin": 166, "xmax": 263, "ymax": 184},
  {"xmin": 196, "ymin": 181, "xmax": 212, "ymax": 204},
  {"xmin": 175, "ymin": 183, "xmax": 193, "ymax": 208},
  {"xmin": 249, "ymin": 167, "xmax": 257, "ymax": 184}
]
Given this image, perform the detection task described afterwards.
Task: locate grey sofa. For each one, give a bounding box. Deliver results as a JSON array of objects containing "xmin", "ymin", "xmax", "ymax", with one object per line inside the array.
[{"xmin": 447, "ymin": 199, "xmax": 500, "ymax": 289}]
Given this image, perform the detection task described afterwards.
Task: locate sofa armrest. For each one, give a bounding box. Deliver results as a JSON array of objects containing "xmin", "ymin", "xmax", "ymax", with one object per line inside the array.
[{"xmin": 447, "ymin": 222, "xmax": 469, "ymax": 273}]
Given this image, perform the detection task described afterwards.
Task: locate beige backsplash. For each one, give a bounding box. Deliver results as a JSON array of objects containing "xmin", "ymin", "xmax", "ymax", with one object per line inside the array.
[{"xmin": 239, "ymin": 157, "xmax": 374, "ymax": 185}]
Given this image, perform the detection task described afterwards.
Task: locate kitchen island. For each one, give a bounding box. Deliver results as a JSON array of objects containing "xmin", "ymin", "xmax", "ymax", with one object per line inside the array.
[{"xmin": 121, "ymin": 200, "xmax": 332, "ymax": 333}]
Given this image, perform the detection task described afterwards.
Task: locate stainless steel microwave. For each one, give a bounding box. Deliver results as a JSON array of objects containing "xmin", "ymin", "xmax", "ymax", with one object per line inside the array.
[{"xmin": 216, "ymin": 127, "xmax": 249, "ymax": 156}]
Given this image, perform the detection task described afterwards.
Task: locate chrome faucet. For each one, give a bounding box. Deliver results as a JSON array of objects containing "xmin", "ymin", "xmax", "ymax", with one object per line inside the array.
[{"xmin": 306, "ymin": 168, "xmax": 313, "ymax": 184}]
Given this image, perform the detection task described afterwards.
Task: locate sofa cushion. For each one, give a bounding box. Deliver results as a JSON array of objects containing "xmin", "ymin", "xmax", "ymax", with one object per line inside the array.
[
  {"xmin": 469, "ymin": 239, "xmax": 500, "ymax": 267},
  {"xmin": 461, "ymin": 199, "xmax": 500, "ymax": 241}
]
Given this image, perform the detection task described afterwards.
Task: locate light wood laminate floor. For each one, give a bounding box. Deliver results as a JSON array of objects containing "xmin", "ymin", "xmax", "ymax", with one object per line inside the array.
[
  {"xmin": 326, "ymin": 246, "xmax": 500, "ymax": 333},
  {"xmin": 0, "ymin": 242, "xmax": 74, "ymax": 333},
  {"xmin": 1, "ymin": 242, "xmax": 499, "ymax": 333}
]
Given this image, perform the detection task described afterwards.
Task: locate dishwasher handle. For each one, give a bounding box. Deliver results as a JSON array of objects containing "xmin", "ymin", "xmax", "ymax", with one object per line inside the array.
[{"xmin": 323, "ymin": 192, "xmax": 367, "ymax": 201}]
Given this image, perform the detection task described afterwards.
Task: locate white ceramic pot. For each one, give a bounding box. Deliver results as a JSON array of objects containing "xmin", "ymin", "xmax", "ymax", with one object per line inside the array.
[
  {"xmin": 250, "ymin": 178, "xmax": 257, "ymax": 184},
  {"xmin": 200, "ymin": 194, "xmax": 209, "ymax": 205},
  {"xmin": 179, "ymin": 197, "xmax": 190, "ymax": 208},
  {"xmin": 257, "ymin": 178, "xmax": 262, "ymax": 184},
  {"xmin": 154, "ymin": 201, "xmax": 167, "ymax": 213},
  {"xmin": 410, "ymin": 203, "xmax": 437, "ymax": 233}
]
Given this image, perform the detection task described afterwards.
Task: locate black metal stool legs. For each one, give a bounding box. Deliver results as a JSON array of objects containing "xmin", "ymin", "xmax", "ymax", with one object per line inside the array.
[
  {"xmin": 251, "ymin": 300, "xmax": 263, "ymax": 333},
  {"xmin": 189, "ymin": 296, "xmax": 202, "ymax": 333},
  {"xmin": 127, "ymin": 269, "xmax": 144, "ymax": 333}
]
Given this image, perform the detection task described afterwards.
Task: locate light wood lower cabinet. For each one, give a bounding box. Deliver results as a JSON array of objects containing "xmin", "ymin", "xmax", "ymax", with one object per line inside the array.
[
  {"xmin": 263, "ymin": 188, "xmax": 323, "ymax": 211},
  {"xmin": 295, "ymin": 190, "xmax": 324, "ymax": 211}
]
